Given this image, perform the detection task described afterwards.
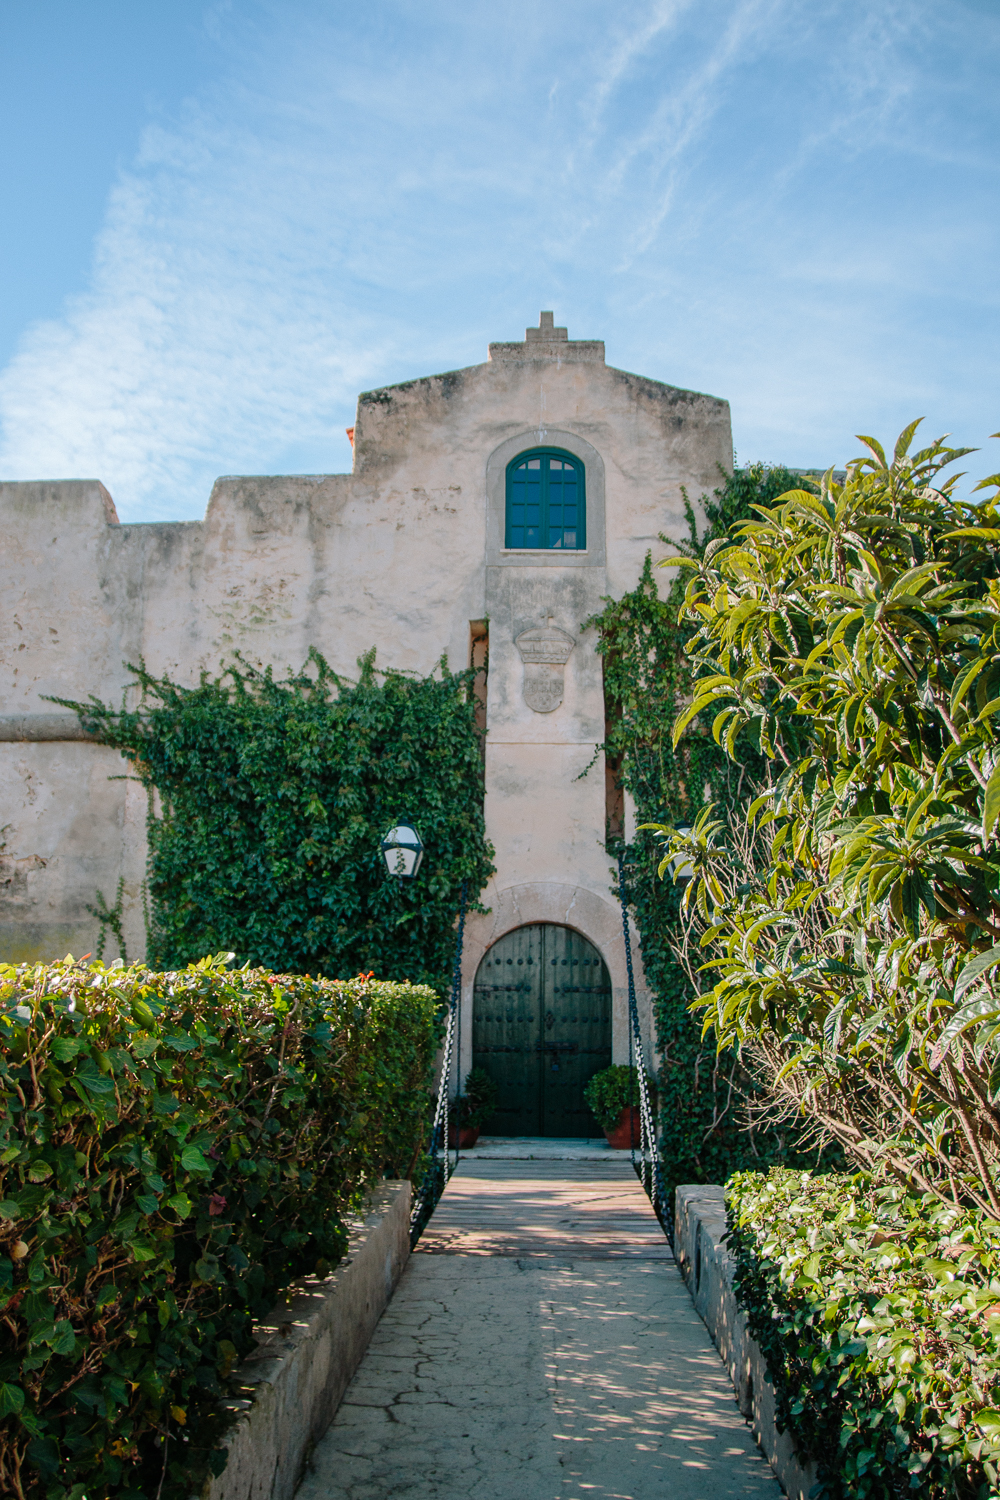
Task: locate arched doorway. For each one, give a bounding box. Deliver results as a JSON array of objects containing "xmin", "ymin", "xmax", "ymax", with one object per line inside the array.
[{"xmin": 472, "ymin": 924, "xmax": 612, "ymax": 1137}]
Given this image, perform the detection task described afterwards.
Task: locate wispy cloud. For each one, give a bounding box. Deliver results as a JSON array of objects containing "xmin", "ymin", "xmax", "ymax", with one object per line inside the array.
[
  {"xmin": 0, "ymin": 0, "xmax": 997, "ymax": 518},
  {"xmin": 587, "ymin": 0, "xmax": 695, "ymax": 124},
  {"xmin": 603, "ymin": 0, "xmax": 787, "ymax": 261}
]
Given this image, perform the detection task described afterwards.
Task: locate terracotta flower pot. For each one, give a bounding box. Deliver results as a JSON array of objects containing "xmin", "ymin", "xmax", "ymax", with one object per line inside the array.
[
  {"xmin": 603, "ymin": 1108, "xmax": 642, "ymax": 1149},
  {"xmin": 447, "ymin": 1125, "xmax": 480, "ymax": 1149}
]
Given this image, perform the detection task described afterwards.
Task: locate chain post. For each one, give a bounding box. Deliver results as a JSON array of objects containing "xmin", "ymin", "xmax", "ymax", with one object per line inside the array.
[
  {"xmin": 452, "ymin": 881, "xmax": 467, "ymax": 1172},
  {"xmin": 617, "ymin": 851, "xmax": 674, "ymax": 1250},
  {"xmin": 410, "ymin": 879, "xmax": 468, "ymax": 1245}
]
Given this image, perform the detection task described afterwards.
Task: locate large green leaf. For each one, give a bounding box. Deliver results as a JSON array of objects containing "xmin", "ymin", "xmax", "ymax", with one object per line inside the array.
[
  {"xmin": 955, "ymin": 946, "xmax": 1000, "ymax": 1006},
  {"xmin": 0, "ymin": 1382, "xmax": 24, "ymax": 1418},
  {"xmin": 179, "ymin": 1144, "xmax": 212, "ymax": 1175},
  {"xmin": 984, "ymin": 763, "xmax": 1000, "ymax": 841}
]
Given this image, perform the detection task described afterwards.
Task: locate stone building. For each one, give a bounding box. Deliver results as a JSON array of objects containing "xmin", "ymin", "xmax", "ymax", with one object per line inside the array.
[{"xmin": 0, "ymin": 313, "xmax": 731, "ymax": 1135}]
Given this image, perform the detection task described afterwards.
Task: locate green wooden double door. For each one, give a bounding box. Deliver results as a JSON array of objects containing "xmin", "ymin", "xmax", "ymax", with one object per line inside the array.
[{"xmin": 472, "ymin": 923, "xmax": 612, "ymax": 1137}]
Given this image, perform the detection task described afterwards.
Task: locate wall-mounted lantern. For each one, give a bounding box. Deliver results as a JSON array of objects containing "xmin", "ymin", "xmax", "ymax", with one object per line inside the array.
[{"xmin": 380, "ymin": 819, "xmax": 424, "ymax": 880}]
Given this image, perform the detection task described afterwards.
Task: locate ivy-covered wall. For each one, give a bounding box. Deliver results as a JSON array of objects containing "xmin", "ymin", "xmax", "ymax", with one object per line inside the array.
[
  {"xmin": 59, "ymin": 650, "xmax": 494, "ymax": 994},
  {"xmin": 586, "ymin": 465, "xmax": 838, "ymax": 1197}
]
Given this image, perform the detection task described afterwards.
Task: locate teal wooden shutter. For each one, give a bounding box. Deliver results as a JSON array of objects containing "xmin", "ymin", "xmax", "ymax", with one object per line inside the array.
[{"xmin": 505, "ymin": 450, "xmax": 586, "ymax": 550}]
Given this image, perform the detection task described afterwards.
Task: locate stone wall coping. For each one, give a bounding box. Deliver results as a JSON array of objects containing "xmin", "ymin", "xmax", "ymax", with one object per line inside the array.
[
  {"xmin": 675, "ymin": 1184, "xmax": 817, "ymax": 1500},
  {"xmin": 196, "ymin": 1180, "xmax": 411, "ymax": 1500},
  {"xmin": 487, "ymin": 340, "xmax": 607, "ymax": 364},
  {"xmin": 0, "ymin": 713, "xmax": 101, "ymax": 742}
]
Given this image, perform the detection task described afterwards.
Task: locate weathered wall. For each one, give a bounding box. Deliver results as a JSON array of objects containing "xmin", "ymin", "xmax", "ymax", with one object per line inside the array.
[
  {"xmin": 0, "ymin": 315, "xmax": 731, "ymax": 1062},
  {"xmin": 0, "ymin": 741, "xmax": 147, "ymax": 962}
]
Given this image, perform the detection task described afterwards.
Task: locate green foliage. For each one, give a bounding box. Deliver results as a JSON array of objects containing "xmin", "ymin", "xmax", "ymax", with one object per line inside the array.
[
  {"xmin": 88, "ymin": 878, "xmax": 131, "ymax": 965},
  {"xmin": 585, "ymin": 464, "xmax": 832, "ymax": 1197},
  {"xmin": 450, "ymin": 1068, "xmax": 498, "ymax": 1131},
  {"xmin": 650, "ymin": 425, "xmax": 1000, "ymax": 1213},
  {"xmin": 0, "ymin": 954, "xmax": 437, "ymax": 1500},
  {"xmin": 727, "ymin": 1168, "xmax": 1000, "ymax": 1499},
  {"xmin": 53, "ymin": 649, "xmax": 494, "ymax": 992},
  {"xmin": 583, "ymin": 1063, "xmax": 657, "ymax": 1132}
]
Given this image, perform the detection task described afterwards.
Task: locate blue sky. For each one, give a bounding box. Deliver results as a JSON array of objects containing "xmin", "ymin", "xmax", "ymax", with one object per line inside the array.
[{"xmin": 1, "ymin": 0, "xmax": 997, "ymax": 521}]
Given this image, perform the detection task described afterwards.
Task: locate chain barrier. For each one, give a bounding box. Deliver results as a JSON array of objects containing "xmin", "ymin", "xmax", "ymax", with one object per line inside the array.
[
  {"xmin": 617, "ymin": 852, "xmax": 674, "ymax": 1250},
  {"xmin": 409, "ymin": 880, "xmax": 468, "ymax": 1246}
]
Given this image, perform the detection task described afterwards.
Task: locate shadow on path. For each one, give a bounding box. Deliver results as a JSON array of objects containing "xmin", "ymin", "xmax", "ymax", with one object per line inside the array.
[{"xmin": 296, "ymin": 1155, "xmax": 778, "ymax": 1500}]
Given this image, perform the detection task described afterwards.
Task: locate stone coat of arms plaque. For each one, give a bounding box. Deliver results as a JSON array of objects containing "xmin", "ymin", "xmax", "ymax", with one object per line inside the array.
[{"xmin": 514, "ymin": 625, "xmax": 575, "ymax": 713}]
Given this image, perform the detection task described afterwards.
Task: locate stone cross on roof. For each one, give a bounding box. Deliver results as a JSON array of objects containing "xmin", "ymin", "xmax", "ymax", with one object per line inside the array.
[
  {"xmin": 488, "ymin": 311, "xmax": 605, "ymax": 365},
  {"xmin": 525, "ymin": 311, "xmax": 567, "ymax": 343}
]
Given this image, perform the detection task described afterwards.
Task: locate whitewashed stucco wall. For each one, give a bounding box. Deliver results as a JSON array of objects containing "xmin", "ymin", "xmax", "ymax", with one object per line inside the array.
[{"xmin": 0, "ymin": 317, "xmax": 731, "ymax": 1061}]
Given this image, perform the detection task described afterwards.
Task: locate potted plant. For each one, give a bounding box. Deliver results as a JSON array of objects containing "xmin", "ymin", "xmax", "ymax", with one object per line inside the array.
[
  {"xmin": 583, "ymin": 1064, "xmax": 657, "ymax": 1149},
  {"xmin": 448, "ymin": 1068, "xmax": 498, "ymax": 1148}
]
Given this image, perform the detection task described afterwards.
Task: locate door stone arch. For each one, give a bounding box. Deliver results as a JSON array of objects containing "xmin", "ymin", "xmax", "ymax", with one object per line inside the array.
[{"xmin": 472, "ymin": 923, "xmax": 612, "ymax": 1137}]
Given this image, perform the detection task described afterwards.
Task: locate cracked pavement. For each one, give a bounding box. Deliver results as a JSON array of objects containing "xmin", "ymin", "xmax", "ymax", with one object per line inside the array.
[{"xmin": 296, "ymin": 1161, "xmax": 779, "ymax": 1500}]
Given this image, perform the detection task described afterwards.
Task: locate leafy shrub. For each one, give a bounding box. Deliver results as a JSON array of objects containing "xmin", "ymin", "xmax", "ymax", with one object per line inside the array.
[
  {"xmin": 649, "ymin": 425, "xmax": 1000, "ymax": 1212},
  {"xmin": 54, "ymin": 648, "xmax": 494, "ymax": 992},
  {"xmin": 727, "ymin": 1168, "xmax": 1000, "ymax": 1499},
  {"xmin": 583, "ymin": 1064, "xmax": 657, "ymax": 1132},
  {"xmin": 585, "ymin": 466, "xmax": 835, "ymax": 1199},
  {"xmin": 0, "ymin": 955, "xmax": 437, "ymax": 1500},
  {"xmin": 449, "ymin": 1068, "xmax": 497, "ymax": 1131}
]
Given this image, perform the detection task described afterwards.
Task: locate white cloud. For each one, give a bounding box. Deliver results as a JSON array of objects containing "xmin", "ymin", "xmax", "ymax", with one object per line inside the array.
[
  {"xmin": 0, "ymin": 0, "xmax": 997, "ymax": 518},
  {"xmin": 0, "ymin": 110, "xmax": 403, "ymax": 518}
]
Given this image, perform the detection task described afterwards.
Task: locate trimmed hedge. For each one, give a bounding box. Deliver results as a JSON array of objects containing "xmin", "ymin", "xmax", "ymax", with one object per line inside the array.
[
  {"xmin": 0, "ymin": 955, "xmax": 438, "ymax": 1500},
  {"xmin": 727, "ymin": 1169, "xmax": 1000, "ymax": 1499}
]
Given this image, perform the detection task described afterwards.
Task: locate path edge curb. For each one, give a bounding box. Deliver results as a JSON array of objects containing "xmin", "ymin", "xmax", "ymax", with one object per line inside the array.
[
  {"xmin": 196, "ymin": 1179, "xmax": 411, "ymax": 1500},
  {"xmin": 675, "ymin": 1185, "xmax": 817, "ymax": 1500}
]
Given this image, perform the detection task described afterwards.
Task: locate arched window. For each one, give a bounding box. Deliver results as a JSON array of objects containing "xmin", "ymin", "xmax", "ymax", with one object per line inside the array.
[{"xmin": 505, "ymin": 448, "xmax": 586, "ymax": 550}]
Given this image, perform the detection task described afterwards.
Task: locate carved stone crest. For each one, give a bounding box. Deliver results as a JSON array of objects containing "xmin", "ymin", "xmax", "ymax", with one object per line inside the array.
[{"xmin": 515, "ymin": 625, "xmax": 575, "ymax": 713}]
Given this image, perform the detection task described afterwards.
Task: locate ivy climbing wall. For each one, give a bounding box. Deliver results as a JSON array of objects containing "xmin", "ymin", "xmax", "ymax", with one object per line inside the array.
[{"xmin": 587, "ymin": 464, "xmax": 841, "ymax": 1196}]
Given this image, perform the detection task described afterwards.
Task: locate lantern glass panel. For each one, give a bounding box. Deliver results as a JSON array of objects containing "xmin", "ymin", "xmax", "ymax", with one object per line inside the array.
[
  {"xmin": 386, "ymin": 844, "xmax": 420, "ymax": 878},
  {"xmin": 381, "ymin": 822, "xmax": 424, "ymax": 879}
]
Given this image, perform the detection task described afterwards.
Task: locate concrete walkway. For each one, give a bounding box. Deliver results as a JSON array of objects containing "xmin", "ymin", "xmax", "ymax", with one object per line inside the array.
[{"xmin": 296, "ymin": 1150, "xmax": 779, "ymax": 1500}]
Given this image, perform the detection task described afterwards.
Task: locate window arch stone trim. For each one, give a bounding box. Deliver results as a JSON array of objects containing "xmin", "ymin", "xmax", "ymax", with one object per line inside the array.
[{"xmin": 485, "ymin": 429, "xmax": 606, "ymax": 568}]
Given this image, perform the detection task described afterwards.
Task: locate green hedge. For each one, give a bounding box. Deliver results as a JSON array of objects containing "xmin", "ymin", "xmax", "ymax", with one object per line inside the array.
[
  {"xmin": 727, "ymin": 1170, "xmax": 1000, "ymax": 1499},
  {"xmin": 0, "ymin": 955, "xmax": 438, "ymax": 1500}
]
